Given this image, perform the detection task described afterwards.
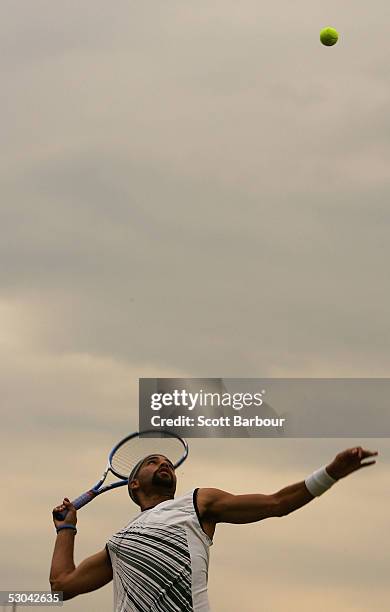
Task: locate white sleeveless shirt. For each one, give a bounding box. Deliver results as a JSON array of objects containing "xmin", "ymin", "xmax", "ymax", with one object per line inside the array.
[{"xmin": 106, "ymin": 489, "xmax": 213, "ymax": 612}]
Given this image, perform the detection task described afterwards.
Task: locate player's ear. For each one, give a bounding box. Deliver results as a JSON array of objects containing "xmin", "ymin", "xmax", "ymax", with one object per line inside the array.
[{"xmin": 128, "ymin": 479, "xmax": 139, "ymax": 494}]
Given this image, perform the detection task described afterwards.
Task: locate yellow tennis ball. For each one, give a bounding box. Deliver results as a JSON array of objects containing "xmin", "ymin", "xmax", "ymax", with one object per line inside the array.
[{"xmin": 320, "ymin": 27, "xmax": 339, "ymax": 47}]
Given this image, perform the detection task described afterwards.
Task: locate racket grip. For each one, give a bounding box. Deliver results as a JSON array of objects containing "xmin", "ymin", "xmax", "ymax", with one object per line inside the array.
[{"xmin": 53, "ymin": 490, "xmax": 97, "ymax": 521}]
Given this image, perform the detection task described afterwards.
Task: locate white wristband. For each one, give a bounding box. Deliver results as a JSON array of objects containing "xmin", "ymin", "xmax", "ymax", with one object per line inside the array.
[{"xmin": 305, "ymin": 466, "xmax": 337, "ymax": 497}]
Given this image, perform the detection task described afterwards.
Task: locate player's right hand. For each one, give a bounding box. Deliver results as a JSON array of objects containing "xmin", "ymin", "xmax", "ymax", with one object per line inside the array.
[{"xmin": 52, "ymin": 497, "xmax": 77, "ymax": 529}]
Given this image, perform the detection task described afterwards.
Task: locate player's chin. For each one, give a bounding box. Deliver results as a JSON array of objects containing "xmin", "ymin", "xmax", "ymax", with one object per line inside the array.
[{"xmin": 153, "ymin": 472, "xmax": 173, "ymax": 486}]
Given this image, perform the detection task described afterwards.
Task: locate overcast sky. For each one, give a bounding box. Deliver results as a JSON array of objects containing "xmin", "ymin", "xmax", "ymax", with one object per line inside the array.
[{"xmin": 1, "ymin": 2, "xmax": 389, "ymax": 611}]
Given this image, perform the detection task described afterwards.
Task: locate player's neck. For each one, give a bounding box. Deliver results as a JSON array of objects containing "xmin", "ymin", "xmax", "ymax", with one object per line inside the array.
[{"xmin": 139, "ymin": 493, "xmax": 174, "ymax": 512}]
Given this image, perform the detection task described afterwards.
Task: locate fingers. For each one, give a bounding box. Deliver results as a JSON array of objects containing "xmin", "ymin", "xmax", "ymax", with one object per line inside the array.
[
  {"xmin": 352, "ymin": 447, "xmax": 377, "ymax": 469},
  {"xmin": 53, "ymin": 498, "xmax": 68, "ymax": 513},
  {"xmin": 351, "ymin": 447, "xmax": 378, "ymax": 459},
  {"xmin": 52, "ymin": 497, "xmax": 73, "ymax": 515},
  {"xmin": 362, "ymin": 450, "xmax": 378, "ymax": 458},
  {"xmin": 359, "ymin": 460, "xmax": 377, "ymax": 468}
]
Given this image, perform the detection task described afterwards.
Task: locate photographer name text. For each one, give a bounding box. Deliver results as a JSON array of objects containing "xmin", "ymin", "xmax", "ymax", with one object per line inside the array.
[{"xmin": 150, "ymin": 415, "xmax": 286, "ymax": 428}]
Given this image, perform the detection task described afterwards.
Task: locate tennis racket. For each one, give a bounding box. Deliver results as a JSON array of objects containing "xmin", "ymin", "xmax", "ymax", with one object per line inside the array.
[{"xmin": 53, "ymin": 429, "xmax": 188, "ymax": 520}]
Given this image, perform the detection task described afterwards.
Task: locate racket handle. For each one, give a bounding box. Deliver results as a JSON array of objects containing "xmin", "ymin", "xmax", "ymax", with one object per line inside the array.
[{"xmin": 53, "ymin": 490, "xmax": 97, "ymax": 521}]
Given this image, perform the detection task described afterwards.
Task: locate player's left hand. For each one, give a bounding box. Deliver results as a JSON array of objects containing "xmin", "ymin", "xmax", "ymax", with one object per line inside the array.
[{"xmin": 326, "ymin": 447, "xmax": 378, "ymax": 480}]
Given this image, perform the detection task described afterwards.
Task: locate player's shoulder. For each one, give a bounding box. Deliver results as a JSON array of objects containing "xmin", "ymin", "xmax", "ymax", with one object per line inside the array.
[{"xmin": 195, "ymin": 488, "xmax": 232, "ymax": 518}]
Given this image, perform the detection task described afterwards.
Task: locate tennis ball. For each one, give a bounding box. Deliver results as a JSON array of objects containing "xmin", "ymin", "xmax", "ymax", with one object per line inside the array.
[{"xmin": 320, "ymin": 27, "xmax": 339, "ymax": 47}]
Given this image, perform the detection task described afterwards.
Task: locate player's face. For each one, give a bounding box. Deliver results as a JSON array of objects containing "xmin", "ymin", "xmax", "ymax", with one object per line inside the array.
[{"xmin": 138, "ymin": 455, "xmax": 177, "ymax": 493}]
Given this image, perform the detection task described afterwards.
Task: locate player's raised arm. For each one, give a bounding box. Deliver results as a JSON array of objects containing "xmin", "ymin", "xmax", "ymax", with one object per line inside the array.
[
  {"xmin": 50, "ymin": 498, "xmax": 112, "ymax": 600},
  {"xmin": 197, "ymin": 446, "xmax": 378, "ymax": 525}
]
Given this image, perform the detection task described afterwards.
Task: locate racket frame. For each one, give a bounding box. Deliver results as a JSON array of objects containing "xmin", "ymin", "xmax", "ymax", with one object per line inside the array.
[{"xmin": 53, "ymin": 429, "xmax": 188, "ymax": 520}]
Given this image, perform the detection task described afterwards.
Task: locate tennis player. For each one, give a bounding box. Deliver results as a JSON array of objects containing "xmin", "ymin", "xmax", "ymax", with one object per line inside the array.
[{"xmin": 50, "ymin": 446, "xmax": 377, "ymax": 611}]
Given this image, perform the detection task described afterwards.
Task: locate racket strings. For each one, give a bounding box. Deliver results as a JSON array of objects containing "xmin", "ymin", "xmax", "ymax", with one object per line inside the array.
[{"xmin": 110, "ymin": 433, "xmax": 187, "ymax": 479}]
